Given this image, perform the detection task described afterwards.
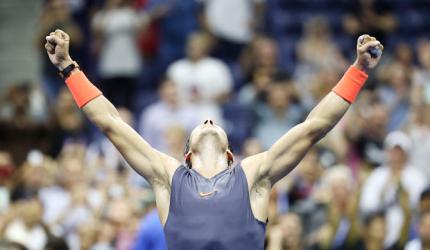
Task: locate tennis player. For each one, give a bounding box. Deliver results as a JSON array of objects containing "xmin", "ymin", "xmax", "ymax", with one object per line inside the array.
[{"xmin": 45, "ymin": 29, "xmax": 383, "ymax": 250}]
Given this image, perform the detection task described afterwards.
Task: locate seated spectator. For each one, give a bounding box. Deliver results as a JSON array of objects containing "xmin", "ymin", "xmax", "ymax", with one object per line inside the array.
[
  {"xmin": 308, "ymin": 165, "xmax": 359, "ymax": 250},
  {"xmin": 106, "ymin": 198, "xmax": 139, "ymax": 250},
  {"xmin": 350, "ymin": 101, "xmax": 389, "ymax": 170},
  {"xmin": 267, "ymin": 212, "xmax": 303, "ymax": 250},
  {"xmin": 238, "ymin": 68, "xmax": 285, "ymax": 106},
  {"xmin": 343, "ymin": 0, "xmax": 397, "ymax": 42},
  {"xmin": 359, "ymin": 211, "xmax": 388, "ymax": 250},
  {"xmin": 360, "ymin": 131, "xmax": 428, "ymax": 248},
  {"xmin": 240, "ymin": 36, "xmax": 280, "ymax": 84},
  {"xmin": 296, "ymin": 16, "xmax": 347, "ymax": 74},
  {"xmin": 405, "ymin": 104, "xmax": 430, "ymax": 179},
  {"xmin": 280, "ymin": 147, "xmax": 326, "ymax": 213},
  {"xmin": 167, "ymin": 32, "xmax": 233, "ymax": 105},
  {"xmin": 2, "ymin": 199, "xmax": 48, "ymax": 250},
  {"xmin": 132, "ymin": 199, "xmax": 167, "ymax": 250},
  {"xmin": 405, "ymin": 210, "xmax": 430, "ymax": 250},
  {"xmin": 377, "ymin": 64, "xmax": 412, "ymax": 131},
  {"xmin": 163, "ymin": 125, "xmax": 187, "ymax": 161},
  {"xmin": 0, "ymin": 84, "xmax": 52, "ymax": 165},
  {"xmin": 10, "ymin": 157, "xmax": 48, "ymax": 202},
  {"xmin": 138, "ymin": 78, "xmax": 222, "ymax": 151},
  {"xmin": 412, "ymin": 39, "xmax": 430, "ymax": 106},
  {"xmin": 253, "ymin": 79, "xmax": 303, "ymax": 150}
]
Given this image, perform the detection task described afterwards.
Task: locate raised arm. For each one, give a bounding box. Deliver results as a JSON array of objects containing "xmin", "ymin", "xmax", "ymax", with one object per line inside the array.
[
  {"xmin": 244, "ymin": 35, "xmax": 383, "ymax": 185},
  {"xmin": 44, "ymin": 29, "xmax": 180, "ymax": 185}
]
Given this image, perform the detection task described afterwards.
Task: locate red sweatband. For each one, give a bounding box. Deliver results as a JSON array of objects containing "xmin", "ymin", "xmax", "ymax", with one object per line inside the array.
[
  {"xmin": 65, "ymin": 71, "xmax": 102, "ymax": 108},
  {"xmin": 332, "ymin": 66, "xmax": 368, "ymax": 103}
]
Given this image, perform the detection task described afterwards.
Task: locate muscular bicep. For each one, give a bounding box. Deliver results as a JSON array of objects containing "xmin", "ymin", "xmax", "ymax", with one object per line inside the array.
[
  {"xmin": 83, "ymin": 96, "xmax": 180, "ymax": 184},
  {"xmin": 256, "ymin": 93, "xmax": 350, "ymax": 185},
  {"xmin": 261, "ymin": 121, "xmax": 317, "ymax": 184},
  {"xmin": 107, "ymin": 118, "xmax": 179, "ymax": 181}
]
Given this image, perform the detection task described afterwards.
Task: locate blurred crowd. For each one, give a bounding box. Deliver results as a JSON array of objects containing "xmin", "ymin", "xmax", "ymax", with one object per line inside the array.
[{"xmin": 1, "ymin": 0, "xmax": 430, "ymax": 249}]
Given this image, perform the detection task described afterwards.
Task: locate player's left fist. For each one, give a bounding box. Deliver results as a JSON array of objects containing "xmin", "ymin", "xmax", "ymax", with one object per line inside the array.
[{"xmin": 353, "ymin": 34, "xmax": 384, "ymax": 72}]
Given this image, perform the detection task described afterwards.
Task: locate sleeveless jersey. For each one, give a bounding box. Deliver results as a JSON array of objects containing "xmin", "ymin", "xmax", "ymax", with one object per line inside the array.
[{"xmin": 163, "ymin": 165, "xmax": 266, "ymax": 250}]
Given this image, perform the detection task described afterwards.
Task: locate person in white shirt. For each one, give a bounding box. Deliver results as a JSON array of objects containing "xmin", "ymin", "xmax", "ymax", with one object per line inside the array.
[
  {"xmin": 92, "ymin": 0, "xmax": 148, "ymax": 109},
  {"xmin": 198, "ymin": 0, "xmax": 264, "ymax": 61},
  {"xmin": 167, "ymin": 32, "xmax": 233, "ymax": 105},
  {"xmin": 360, "ymin": 131, "xmax": 429, "ymax": 248}
]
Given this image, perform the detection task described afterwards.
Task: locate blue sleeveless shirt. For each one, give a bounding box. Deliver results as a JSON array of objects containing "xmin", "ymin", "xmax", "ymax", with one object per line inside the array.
[{"xmin": 164, "ymin": 165, "xmax": 266, "ymax": 250}]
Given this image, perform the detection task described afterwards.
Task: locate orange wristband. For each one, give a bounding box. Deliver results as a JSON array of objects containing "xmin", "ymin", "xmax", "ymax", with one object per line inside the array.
[
  {"xmin": 332, "ymin": 66, "xmax": 368, "ymax": 103},
  {"xmin": 65, "ymin": 70, "xmax": 102, "ymax": 108}
]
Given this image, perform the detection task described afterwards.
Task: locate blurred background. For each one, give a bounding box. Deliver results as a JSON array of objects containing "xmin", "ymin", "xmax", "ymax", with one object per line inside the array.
[{"xmin": 1, "ymin": 0, "xmax": 430, "ymax": 249}]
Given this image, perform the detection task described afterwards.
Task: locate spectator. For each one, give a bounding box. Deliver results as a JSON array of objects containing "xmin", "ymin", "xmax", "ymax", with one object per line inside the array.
[
  {"xmin": 92, "ymin": 0, "xmax": 149, "ymax": 109},
  {"xmin": 360, "ymin": 131, "xmax": 428, "ymax": 248},
  {"xmin": 163, "ymin": 125, "xmax": 187, "ymax": 161},
  {"xmin": 351, "ymin": 101, "xmax": 389, "ymax": 169},
  {"xmin": 0, "ymin": 151, "xmax": 15, "ymax": 214},
  {"xmin": 377, "ymin": 63, "xmax": 412, "ymax": 131},
  {"xmin": 36, "ymin": 0, "xmax": 83, "ymax": 99},
  {"xmin": 412, "ymin": 39, "xmax": 430, "ymax": 106},
  {"xmin": 138, "ymin": 78, "xmax": 222, "ymax": 151},
  {"xmin": 240, "ymin": 36, "xmax": 280, "ymax": 85},
  {"xmin": 343, "ymin": 0, "xmax": 397, "ymax": 42},
  {"xmin": 141, "ymin": 0, "xmax": 200, "ymax": 85},
  {"xmin": 405, "ymin": 210, "xmax": 430, "ymax": 250},
  {"xmin": 405, "ymin": 104, "xmax": 430, "ymax": 180},
  {"xmin": 308, "ymin": 165, "xmax": 359, "ymax": 250},
  {"xmin": 106, "ymin": 198, "xmax": 139, "ymax": 250},
  {"xmin": 0, "ymin": 84, "xmax": 51, "ymax": 165},
  {"xmin": 132, "ymin": 197, "xmax": 167, "ymax": 250},
  {"xmin": 167, "ymin": 32, "xmax": 233, "ymax": 105},
  {"xmin": 296, "ymin": 16, "xmax": 347, "ymax": 74},
  {"xmin": 253, "ymin": 80, "xmax": 303, "ymax": 150},
  {"xmin": 238, "ymin": 68, "xmax": 282, "ymax": 106},
  {"xmin": 198, "ymin": 0, "xmax": 265, "ymax": 61},
  {"xmin": 2, "ymin": 199, "xmax": 48, "ymax": 250},
  {"xmin": 267, "ymin": 212, "xmax": 303, "ymax": 250}
]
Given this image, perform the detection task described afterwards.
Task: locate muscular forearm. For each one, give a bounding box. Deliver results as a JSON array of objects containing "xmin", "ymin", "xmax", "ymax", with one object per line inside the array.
[
  {"xmin": 82, "ymin": 95, "xmax": 121, "ymax": 132},
  {"xmin": 305, "ymin": 92, "xmax": 350, "ymax": 142},
  {"xmin": 304, "ymin": 63, "xmax": 368, "ymax": 142}
]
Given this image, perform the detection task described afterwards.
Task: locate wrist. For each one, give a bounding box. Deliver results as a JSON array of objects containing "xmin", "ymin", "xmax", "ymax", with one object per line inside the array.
[
  {"xmin": 57, "ymin": 57, "xmax": 74, "ymax": 71},
  {"xmin": 352, "ymin": 60, "xmax": 369, "ymax": 73}
]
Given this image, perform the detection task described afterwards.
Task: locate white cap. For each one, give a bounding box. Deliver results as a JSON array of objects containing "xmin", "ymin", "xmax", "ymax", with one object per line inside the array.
[{"xmin": 384, "ymin": 131, "xmax": 412, "ymax": 154}]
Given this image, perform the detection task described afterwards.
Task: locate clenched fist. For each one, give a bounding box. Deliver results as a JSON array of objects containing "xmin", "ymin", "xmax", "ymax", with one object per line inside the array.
[
  {"xmin": 353, "ymin": 34, "xmax": 384, "ymax": 72},
  {"xmin": 45, "ymin": 29, "xmax": 73, "ymax": 71}
]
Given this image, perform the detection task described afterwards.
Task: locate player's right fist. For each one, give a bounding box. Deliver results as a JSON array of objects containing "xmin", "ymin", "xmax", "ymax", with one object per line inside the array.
[{"xmin": 45, "ymin": 29, "xmax": 73, "ymax": 71}]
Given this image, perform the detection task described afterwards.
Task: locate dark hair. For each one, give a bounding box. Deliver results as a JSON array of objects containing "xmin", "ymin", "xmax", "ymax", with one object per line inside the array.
[
  {"xmin": 184, "ymin": 138, "xmax": 234, "ymax": 168},
  {"xmin": 363, "ymin": 210, "xmax": 386, "ymax": 226},
  {"xmin": 420, "ymin": 187, "xmax": 430, "ymax": 202}
]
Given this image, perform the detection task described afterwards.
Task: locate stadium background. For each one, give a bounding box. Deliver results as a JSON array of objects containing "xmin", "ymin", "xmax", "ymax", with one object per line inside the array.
[{"xmin": 1, "ymin": 0, "xmax": 430, "ymax": 249}]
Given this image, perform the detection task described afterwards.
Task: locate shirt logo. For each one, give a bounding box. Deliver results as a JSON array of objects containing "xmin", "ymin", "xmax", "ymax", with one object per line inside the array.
[{"xmin": 199, "ymin": 190, "xmax": 217, "ymax": 197}]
